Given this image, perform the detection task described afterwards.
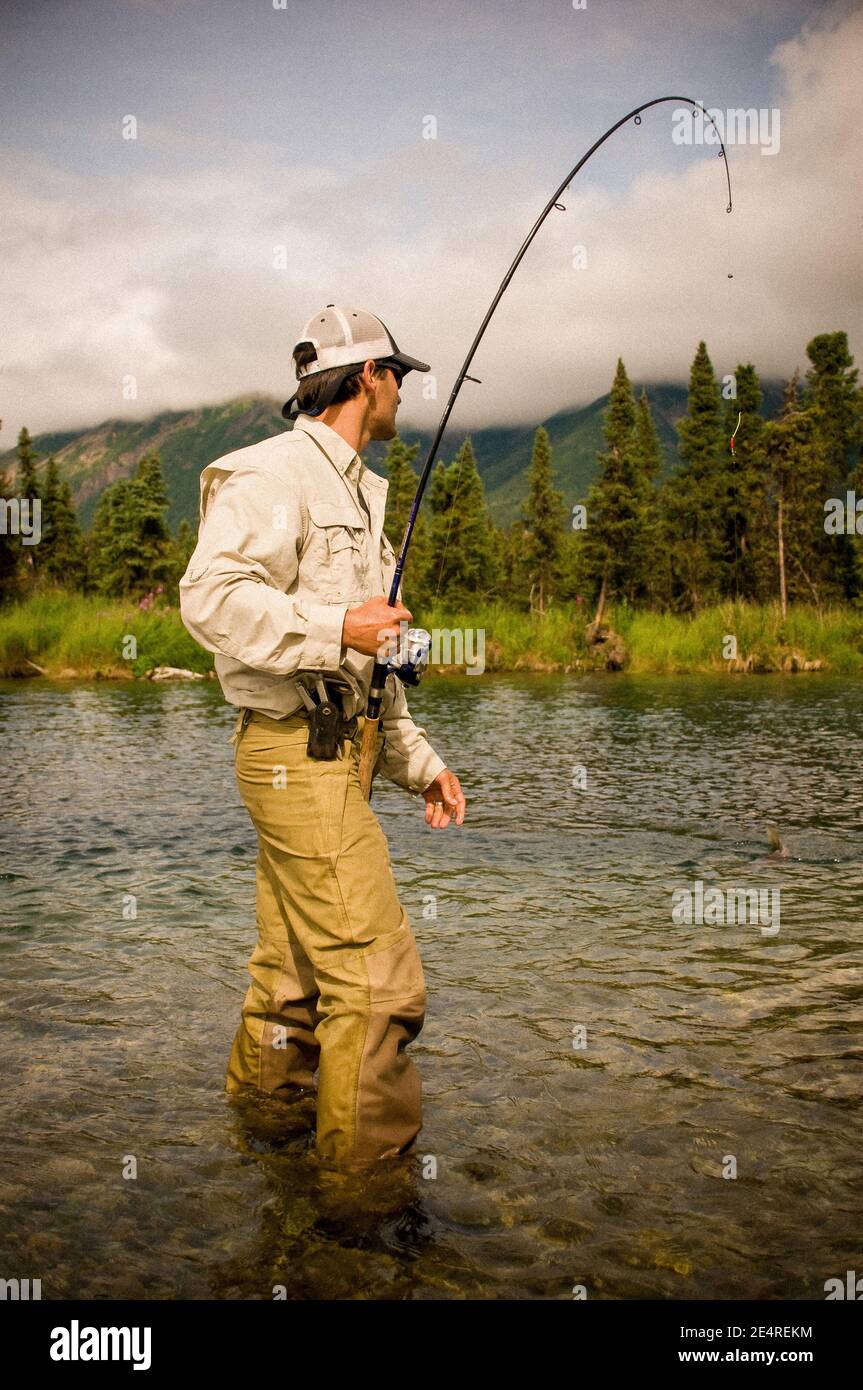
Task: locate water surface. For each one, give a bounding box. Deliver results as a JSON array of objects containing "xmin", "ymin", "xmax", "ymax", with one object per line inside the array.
[{"xmin": 1, "ymin": 673, "xmax": 860, "ymax": 1299}]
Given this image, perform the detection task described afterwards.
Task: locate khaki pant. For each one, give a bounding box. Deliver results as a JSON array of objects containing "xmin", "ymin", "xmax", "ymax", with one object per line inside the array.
[{"xmin": 226, "ymin": 709, "xmax": 426, "ymax": 1168}]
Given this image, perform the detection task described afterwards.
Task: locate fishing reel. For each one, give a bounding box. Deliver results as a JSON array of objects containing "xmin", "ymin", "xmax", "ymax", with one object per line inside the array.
[{"xmin": 385, "ymin": 626, "xmax": 431, "ymax": 686}]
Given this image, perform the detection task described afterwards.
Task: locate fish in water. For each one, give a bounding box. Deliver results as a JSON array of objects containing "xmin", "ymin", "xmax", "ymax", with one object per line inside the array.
[{"xmin": 762, "ymin": 823, "xmax": 790, "ymax": 862}]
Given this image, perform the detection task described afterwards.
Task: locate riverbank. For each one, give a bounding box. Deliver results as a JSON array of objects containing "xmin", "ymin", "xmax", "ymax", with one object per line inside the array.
[{"xmin": 0, "ymin": 590, "xmax": 862, "ymax": 679}]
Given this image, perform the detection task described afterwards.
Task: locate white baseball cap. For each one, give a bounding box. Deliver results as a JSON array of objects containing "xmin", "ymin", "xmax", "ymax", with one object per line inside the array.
[{"xmin": 282, "ymin": 305, "xmax": 430, "ymax": 420}]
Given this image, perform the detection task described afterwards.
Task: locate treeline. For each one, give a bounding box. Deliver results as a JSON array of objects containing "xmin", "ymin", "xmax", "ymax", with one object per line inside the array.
[
  {"xmin": 388, "ymin": 331, "xmax": 862, "ymax": 619},
  {"xmin": 2, "ymin": 330, "xmax": 860, "ymax": 617},
  {"xmin": 0, "ymin": 440, "xmax": 194, "ymax": 604}
]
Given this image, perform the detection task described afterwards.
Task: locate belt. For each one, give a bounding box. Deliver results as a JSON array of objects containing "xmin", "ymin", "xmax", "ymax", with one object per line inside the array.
[{"xmin": 233, "ymin": 684, "xmax": 361, "ymax": 746}]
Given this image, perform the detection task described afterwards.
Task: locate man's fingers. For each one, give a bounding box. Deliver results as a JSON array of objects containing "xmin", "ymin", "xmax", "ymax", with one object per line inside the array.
[
  {"xmin": 441, "ymin": 775, "xmax": 465, "ymax": 825},
  {"xmin": 424, "ymin": 773, "xmax": 465, "ymax": 829}
]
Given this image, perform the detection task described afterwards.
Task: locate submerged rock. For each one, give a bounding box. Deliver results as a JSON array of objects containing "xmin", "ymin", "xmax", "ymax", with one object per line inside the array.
[{"xmin": 146, "ymin": 666, "xmax": 206, "ymax": 681}]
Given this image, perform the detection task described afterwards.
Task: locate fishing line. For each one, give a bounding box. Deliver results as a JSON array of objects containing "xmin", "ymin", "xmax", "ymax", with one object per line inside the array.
[
  {"xmin": 428, "ymin": 100, "xmax": 733, "ymax": 611},
  {"xmin": 359, "ymin": 95, "xmax": 734, "ymax": 795}
]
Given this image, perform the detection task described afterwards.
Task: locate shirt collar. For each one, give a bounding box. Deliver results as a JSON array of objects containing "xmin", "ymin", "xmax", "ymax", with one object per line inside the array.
[
  {"xmin": 290, "ymin": 415, "xmax": 361, "ymax": 477},
  {"xmin": 290, "ymin": 413, "xmax": 388, "ymax": 492}
]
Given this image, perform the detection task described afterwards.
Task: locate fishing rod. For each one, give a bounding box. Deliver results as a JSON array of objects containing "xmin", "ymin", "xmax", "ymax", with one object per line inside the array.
[{"xmin": 359, "ymin": 95, "xmax": 733, "ymax": 799}]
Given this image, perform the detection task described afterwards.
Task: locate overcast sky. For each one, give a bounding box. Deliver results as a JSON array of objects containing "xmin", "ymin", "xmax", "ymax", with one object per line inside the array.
[{"xmin": 2, "ymin": 0, "xmax": 861, "ymax": 447}]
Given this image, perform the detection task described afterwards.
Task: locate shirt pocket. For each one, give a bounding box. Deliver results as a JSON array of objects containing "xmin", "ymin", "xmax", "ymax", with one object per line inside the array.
[
  {"xmin": 380, "ymin": 531, "xmax": 403, "ymax": 603},
  {"xmin": 307, "ymin": 502, "xmax": 368, "ymax": 602}
]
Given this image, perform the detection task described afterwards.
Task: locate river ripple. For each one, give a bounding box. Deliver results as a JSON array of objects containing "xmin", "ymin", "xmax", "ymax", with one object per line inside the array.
[{"xmin": 1, "ymin": 674, "xmax": 860, "ymax": 1299}]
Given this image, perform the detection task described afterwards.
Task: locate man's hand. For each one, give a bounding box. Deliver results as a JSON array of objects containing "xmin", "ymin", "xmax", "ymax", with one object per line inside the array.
[
  {"xmin": 343, "ymin": 596, "xmax": 412, "ymax": 658},
  {"xmin": 422, "ymin": 769, "xmax": 466, "ymax": 829}
]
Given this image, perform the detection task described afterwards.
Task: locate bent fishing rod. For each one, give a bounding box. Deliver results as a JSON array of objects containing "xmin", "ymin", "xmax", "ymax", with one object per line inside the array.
[{"xmin": 358, "ymin": 95, "xmax": 733, "ymax": 799}]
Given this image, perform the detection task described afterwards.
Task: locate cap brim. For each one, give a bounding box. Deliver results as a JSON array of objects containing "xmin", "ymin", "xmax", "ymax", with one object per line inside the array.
[{"xmin": 390, "ymin": 351, "xmax": 430, "ymax": 375}]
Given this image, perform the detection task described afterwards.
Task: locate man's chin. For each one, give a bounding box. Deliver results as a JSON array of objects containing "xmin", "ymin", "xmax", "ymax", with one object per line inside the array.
[{"xmin": 370, "ymin": 419, "xmax": 398, "ymax": 442}]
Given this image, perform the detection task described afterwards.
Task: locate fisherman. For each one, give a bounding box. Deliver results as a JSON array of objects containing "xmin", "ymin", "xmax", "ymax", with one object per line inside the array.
[{"xmin": 179, "ymin": 305, "xmax": 466, "ymax": 1168}]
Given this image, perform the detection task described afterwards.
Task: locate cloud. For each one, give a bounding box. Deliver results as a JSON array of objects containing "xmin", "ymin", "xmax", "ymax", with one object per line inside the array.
[{"xmin": 1, "ymin": 1, "xmax": 861, "ymax": 451}]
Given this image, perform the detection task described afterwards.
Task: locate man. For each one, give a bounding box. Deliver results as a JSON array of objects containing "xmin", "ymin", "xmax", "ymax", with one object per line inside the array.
[{"xmin": 179, "ymin": 305, "xmax": 466, "ymax": 1169}]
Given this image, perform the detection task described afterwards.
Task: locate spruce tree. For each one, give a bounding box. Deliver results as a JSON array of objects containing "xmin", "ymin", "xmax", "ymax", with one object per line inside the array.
[
  {"xmin": 88, "ymin": 480, "xmax": 138, "ymax": 595},
  {"xmin": 16, "ymin": 428, "xmax": 40, "ymax": 503},
  {"xmin": 42, "ymin": 458, "xmax": 85, "ymax": 586},
  {"xmin": 804, "ymin": 332, "xmax": 861, "ymax": 487},
  {"xmin": 133, "ymin": 454, "xmax": 173, "ymax": 587},
  {"xmin": 804, "ymin": 332, "xmax": 861, "ymax": 599},
  {"xmin": 15, "ymin": 428, "xmax": 40, "ymax": 578},
  {"xmin": 426, "ymin": 439, "xmax": 500, "ymax": 606},
  {"xmin": 521, "ymin": 426, "xmax": 564, "ymax": 614},
  {"xmin": 633, "ymin": 389, "xmax": 663, "ymax": 483},
  {"xmin": 383, "ymin": 437, "xmax": 420, "ymax": 541},
  {"xmin": 663, "ymin": 342, "xmax": 725, "ymax": 608},
  {"xmin": 581, "ymin": 359, "xmax": 649, "ymax": 621},
  {"xmin": 88, "ymin": 454, "xmax": 174, "ymax": 597}
]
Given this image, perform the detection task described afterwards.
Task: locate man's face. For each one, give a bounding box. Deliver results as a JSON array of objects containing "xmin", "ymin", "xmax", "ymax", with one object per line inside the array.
[{"xmin": 367, "ymin": 364, "xmax": 402, "ymax": 441}]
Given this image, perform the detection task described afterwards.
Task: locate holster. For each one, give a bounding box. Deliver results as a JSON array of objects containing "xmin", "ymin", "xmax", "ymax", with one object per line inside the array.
[{"xmin": 303, "ymin": 678, "xmax": 358, "ymax": 760}]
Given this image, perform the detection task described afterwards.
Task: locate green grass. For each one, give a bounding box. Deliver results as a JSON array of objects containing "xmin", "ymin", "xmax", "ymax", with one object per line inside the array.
[
  {"xmin": 421, "ymin": 600, "xmax": 585, "ymax": 671},
  {"xmin": 1, "ymin": 590, "xmax": 861, "ymax": 679},
  {"xmin": 416, "ymin": 599, "xmax": 863, "ymax": 674},
  {"xmin": 615, "ymin": 601, "xmax": 863, "ymax": 675},
  {"xmin": 0, "ymin": 590, "xmax": 214, "ymax": 678},
  {"xmin": 404, "ymin": 599, "xmax": 863, "ymax": 675}
]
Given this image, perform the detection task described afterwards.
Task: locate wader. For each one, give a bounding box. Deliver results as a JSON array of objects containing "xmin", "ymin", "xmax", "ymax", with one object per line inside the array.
[{"xmin": 226, "ymin": 708, "xmax": 426, "ymax": 1168}]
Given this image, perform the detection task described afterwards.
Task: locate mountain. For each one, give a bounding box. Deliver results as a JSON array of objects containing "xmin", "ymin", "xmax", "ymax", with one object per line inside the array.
[
  {"xmin": 0, "ymin": 398, "xmax": 287, "ymax": 531},
  {"xmin": 0, "ymin": 382, "xmax": 785, "ymax": 531}
]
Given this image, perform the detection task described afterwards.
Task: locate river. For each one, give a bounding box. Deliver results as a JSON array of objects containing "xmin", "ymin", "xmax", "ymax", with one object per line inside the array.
[{"xmin": 1, "ymin": 673, "xmax": 860, "ymax": 1299}]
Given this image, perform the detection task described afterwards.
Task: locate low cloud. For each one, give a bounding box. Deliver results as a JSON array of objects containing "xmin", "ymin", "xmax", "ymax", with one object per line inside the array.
[{"xmin": 1, "ymin": 2, "xmax": 860, "ymax": 450}]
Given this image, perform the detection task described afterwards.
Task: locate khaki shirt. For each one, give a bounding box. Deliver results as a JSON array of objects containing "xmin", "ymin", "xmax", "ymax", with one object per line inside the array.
[{"xmin": 179, "ymin": 415, "xmax": 446, "ymax": 796}]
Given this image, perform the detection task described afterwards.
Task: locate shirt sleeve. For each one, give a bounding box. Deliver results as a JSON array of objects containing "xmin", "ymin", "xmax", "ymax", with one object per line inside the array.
[
  {"xmin": 178, "ymin": 466, "xmax": 348, "ymax": 675},
  {"xmin": 376, "ymin": 675, "xmax": 447, "ymax": 795}
]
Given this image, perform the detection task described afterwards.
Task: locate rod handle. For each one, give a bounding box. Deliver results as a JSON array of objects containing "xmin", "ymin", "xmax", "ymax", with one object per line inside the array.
[{"xmin": 358, "ymin": 715, "xmax": 379, "ymax": 801}]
